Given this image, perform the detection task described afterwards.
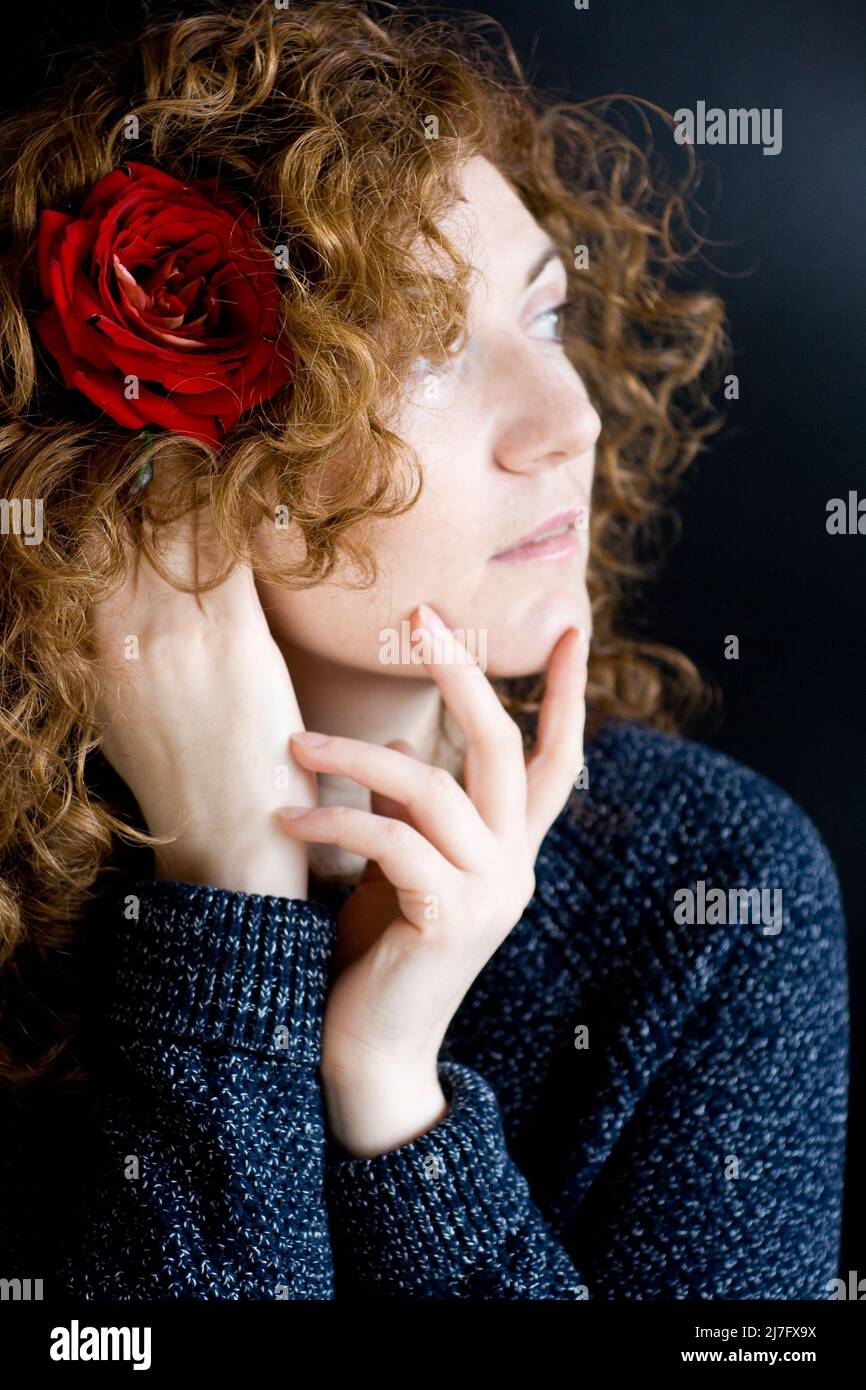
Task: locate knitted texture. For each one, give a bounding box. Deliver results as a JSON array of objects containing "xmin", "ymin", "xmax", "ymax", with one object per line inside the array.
[{"xmin": 0, "ymin": 719, "xmax": 849, "ymax": 1299}]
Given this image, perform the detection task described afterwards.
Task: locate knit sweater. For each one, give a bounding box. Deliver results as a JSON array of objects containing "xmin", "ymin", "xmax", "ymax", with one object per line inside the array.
[{"xmin": 1, "ymin": 718, "xmax": 849, "ymax": 1300}]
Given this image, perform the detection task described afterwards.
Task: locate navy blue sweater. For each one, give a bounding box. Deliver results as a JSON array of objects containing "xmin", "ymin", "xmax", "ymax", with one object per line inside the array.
[{"xmin": 1, "ymin": 719, "xmax": 849, "ymax": 1299}]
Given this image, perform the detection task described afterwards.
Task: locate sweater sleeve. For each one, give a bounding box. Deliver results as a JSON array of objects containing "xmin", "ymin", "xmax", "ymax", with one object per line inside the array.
[
  {"xmin": 49, "ymin": 877, "xmax": 339, "ymax": 1300},
  {"xmin": 324, "ymin": 1058, "xmax": 589, "ymax": 1299}
]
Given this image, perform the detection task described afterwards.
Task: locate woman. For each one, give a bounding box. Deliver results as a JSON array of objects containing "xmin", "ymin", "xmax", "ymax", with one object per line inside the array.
[{"xmin": 0, "ymin": 1, "xmax": 848, "ymax": 1300}]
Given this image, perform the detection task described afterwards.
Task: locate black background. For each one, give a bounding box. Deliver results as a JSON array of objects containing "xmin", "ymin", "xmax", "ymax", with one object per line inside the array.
[{"xmin": 6, "ymin": 0, "xmax": 863, "ymax": 1276}]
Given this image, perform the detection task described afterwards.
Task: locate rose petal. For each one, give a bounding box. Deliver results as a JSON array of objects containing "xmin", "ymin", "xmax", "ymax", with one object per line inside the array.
[{"xmin": 45, "ymin": 261, "xmax": 115, "ymax": 372}]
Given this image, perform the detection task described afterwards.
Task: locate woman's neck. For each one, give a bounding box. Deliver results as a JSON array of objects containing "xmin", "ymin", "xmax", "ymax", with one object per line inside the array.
[
  {"xmin": 275, "ymin": 641, "xmax": 454, "ymax": 884},
  {"xmin": 282, "ymin": 641, "xmax": 446, "ymax": 763}
]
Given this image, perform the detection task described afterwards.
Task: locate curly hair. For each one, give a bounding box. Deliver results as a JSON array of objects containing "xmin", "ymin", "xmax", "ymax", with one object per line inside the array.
[{"xmin": 0, "ymin": 0, "xmax": 731, "ymax": 1091}]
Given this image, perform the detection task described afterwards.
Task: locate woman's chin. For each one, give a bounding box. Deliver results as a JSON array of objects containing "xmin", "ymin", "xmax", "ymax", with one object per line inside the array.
[{"xmin": 481, "ymin": 608, "xmax": 589, "ymax": 678}]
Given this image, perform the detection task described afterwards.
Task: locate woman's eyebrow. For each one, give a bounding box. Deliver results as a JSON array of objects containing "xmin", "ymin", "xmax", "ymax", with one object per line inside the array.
[{"xmin": 522, "ymin": 241, "xmax": 567, "ymax": 291}]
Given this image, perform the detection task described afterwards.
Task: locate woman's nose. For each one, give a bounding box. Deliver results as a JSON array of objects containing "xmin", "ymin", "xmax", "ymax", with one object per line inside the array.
[{"xmin": 492, "ymin": 358, "xmax": 601, "ymax": 475}]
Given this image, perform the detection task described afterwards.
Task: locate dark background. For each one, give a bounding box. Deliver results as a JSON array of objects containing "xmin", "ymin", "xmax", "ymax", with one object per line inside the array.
[{"xmin": 8, "ymin": 0, "xmax": 863, "ymax": 1273}]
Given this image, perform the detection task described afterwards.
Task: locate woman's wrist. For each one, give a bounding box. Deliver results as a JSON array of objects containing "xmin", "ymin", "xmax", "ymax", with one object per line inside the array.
[
  {"xmin": 153, "ymin": 833, "xmax": 310, "ymax": 901},
  {"xmin": 322, "ymin": 1058, "xmax": 448, "ymax": 1159}
]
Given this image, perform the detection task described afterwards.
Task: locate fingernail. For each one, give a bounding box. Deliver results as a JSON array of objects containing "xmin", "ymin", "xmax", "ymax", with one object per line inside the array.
[
  {"xmin": 291, "ymin": 730, "xmax": 330, "ymax": 745},
  {"xmin": 417, "ymin": 602, "xmax": 448, "ymax": 634},
  {"xmin": 277, "ymin": 805, "xmax": 311, "ymax": 818}
]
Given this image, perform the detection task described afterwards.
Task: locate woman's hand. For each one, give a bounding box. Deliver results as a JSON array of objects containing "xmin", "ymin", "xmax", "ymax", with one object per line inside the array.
[
  {"xmin": 92, "ymin": 467, "xmax": 317, "ymax": 898},
  {"xmin": 276, "ymin": 604, "xmax": 589, "ymax": 1156}
]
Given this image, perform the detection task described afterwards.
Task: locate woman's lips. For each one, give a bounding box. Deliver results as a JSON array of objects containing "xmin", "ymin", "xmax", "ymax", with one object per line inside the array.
[{"xmin": 490, "ymin": 507, "xmax": 581, "ymax": 564}]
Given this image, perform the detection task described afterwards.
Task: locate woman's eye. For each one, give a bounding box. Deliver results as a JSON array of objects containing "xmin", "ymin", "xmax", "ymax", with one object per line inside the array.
[
  {"xmin": 531, "ymin": 301, "xmax": 571, "ymax": 343},
  {"xmin": 408, "ymin": 303, "xmax": 575, "ymax": 382}
]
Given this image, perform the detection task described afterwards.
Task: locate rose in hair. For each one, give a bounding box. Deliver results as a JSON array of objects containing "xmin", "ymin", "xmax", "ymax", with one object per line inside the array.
[{"xmin": 32, "ymin": 161, "xmax": 293, "ymax": 445}]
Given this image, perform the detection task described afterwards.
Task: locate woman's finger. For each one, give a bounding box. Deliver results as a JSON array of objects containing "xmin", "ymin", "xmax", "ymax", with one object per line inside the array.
[
  {"xmin": 370, "ymin": 739, "xmax": 422, "ymax": 822},
  {"xmin": 524, "ymin": 625, "xmax": 588, "ymax": 857},
  {"xmin": 273, "ymin": 803, "xmax": 453, "ymax": 905},
  {"xmin": 358, "ymin": 740, "xmax": 419, "ymax": 886},
  {"xmin": 411, "ymin": 604, "xmax": 527, "ymax": 838},
  {"xmin": 289, "ymin": 731, "xmax": 492, "ymax": 871}
]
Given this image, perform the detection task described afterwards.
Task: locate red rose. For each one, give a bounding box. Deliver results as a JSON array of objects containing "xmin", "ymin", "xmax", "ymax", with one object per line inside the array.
[{"xmin": 32, "ymin": 161, "xmax": 294, "ymax": 445}]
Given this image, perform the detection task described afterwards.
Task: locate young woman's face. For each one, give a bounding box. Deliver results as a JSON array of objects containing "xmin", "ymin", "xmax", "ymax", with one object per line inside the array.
[{"xmin": 255, "ymin": 154, "xmax": 601, "ymax": 678}]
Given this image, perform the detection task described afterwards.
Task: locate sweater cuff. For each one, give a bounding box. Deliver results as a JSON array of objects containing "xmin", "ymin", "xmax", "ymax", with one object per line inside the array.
[
  {"xmin": 102, "ymin": 878, "xmax": 337, "ymax": 1065},
  {"xmin": 325, "ymin": 1060, "xmax": 530, "ymax": 1290}
]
